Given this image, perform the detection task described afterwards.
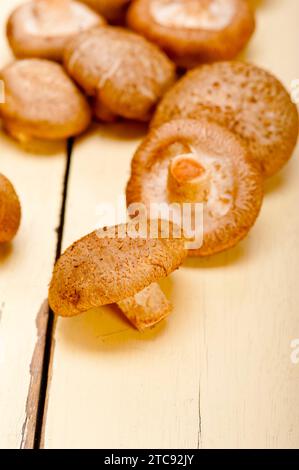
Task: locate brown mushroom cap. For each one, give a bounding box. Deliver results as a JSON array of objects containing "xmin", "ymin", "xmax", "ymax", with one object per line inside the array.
[
  {"xmin": 126, "ymin": 119, "xmax": 264, "ymax": 257},
  {"xmin": 7, "ymin": 0, "xmax": 106, "ymax": 62},
  {"xmin": 81, "ymin": 0, "xmax": 131, "ymax": 22},
  {"xmin": 151, "ymin": 61, "xmax": 299, "ymax": 178},
  {"xmin": 0, "ymin": 59, "xmax": 91, "ymax": 142},
  {"xmin": 64, "ymin": 26, "xmax": 176, "ymax": 122},
  {"xmin": 127, "ymin": 0, "xmax": 255, "ymax": 68},
  {"xmin": 0, "ymin": 174, "xmax": 21, "ymax": 243},
  {"xmin": 48, "ymin": 222, "xmax": 186, "ymax": 317}
]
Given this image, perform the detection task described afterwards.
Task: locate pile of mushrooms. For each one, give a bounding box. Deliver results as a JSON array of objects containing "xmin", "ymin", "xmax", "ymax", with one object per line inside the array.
[{"xmin": 0, "ymin": 0, "xmax": 298, "ymax": 331}]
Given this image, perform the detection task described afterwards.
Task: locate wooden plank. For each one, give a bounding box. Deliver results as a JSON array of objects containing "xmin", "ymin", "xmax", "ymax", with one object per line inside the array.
[
  {"xmin": 196, "ymin": 0, "xmax": 299, "ymax": 449},
  {"xmin": 0, "ymin": 1, "xmax": 67, "ymax": 449},
  {"xmin": 43, "ymin": 0, "xmax": 299, "ymax": 448}
]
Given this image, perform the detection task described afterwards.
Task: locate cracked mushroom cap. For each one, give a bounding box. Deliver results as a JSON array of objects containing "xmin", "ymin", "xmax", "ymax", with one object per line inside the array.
[
  {"xmin": 0, "ymin": 59, "xmax": 91, "ymax": 142},
  {"xmin": 48, "ymin": 221, "xmax": 186, "ymax": 317},
  {"xmin": 64, "ymin": 26, "xmax": 176, "ymax": 122},
  {"xmin": 0, "ymin": 174, "xmax": 21, "ymax": 243},
  {"xmin": 80, "ymin": 0, "xmax": 131, "ymax": 22},
  {"xmin": 126, "ymin": 119, "xmax": 264, "ymax": 257},
  {"xmin": 7, "ymin": 0, "xmax": 106, "ymax": 62},
  {"xmin": 152, "ymin": 61, "xmax": 299, "ymax": 178},
  {"xmin": 127, "ymin": 0, "xmax": 255, "ymax": 68}
]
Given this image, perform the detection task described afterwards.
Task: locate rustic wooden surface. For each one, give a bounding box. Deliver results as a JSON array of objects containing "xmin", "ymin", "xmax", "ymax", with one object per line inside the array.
[
  {"xmin": 0, "ymin": 0, "xmax": 68, "ymax": 449},
  {"xmin": 0, "ymin": 0, "xmax": 299, "ymax": 449}
]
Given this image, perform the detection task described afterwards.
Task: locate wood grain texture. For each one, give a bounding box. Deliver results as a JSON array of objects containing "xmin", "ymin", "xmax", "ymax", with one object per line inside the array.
[
  {"xmin": 40, "ymin": 0, "xmax": 298, "ymax": 449},
  {"xmin": 0, "ymin": 1, "xmax": 67, "ymax": 449}
]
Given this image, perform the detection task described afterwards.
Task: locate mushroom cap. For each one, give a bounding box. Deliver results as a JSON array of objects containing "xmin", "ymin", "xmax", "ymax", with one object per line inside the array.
[
  {"xmin": 64, "ymin": 26, "xmax": 176, "ymax": 122},
  {"xmin": 7, "ymin": 0, "xmax": 106, "ymax": 62},
  {"xmin": 127, "ymin": 0, "xmax": 255, "ymax": 68},
  {"xmin": 80, "ymin": 0, "xmax": 131, "ymax": 22},
  {"xmin": 48, "ymin": 222, "xmax": 186, "ymax": 317},
  {"xmin": 126, "ymin": 119, "xmax": 264, "ymax": 257},
  {"xmin": 0, "ymin": 174, "xmax": 21, "ymax": 243},
  {"xmin": 151, "ymin": 61, "xmax": 299, "ymax": 178},
  {"xmin": 0, "ymin": 59, "xmax": 91, "ymax": 141}
]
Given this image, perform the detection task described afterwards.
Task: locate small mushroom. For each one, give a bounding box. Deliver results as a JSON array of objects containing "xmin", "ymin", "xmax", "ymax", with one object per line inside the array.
[
  {"xmin": 152, "ymin": 61, "xmax": 299, "ymax": 178},
  {"xmin": 127, "ymin": 0, "xmax": 255, "ymax": 68},
  {"xmin": 48, "ymin": 221, "xmax": 186, "ymax": 331},
  {"xmin": 80, "ymin": 0, "xmax": 131, "ymax": 22},
  {"xmin": 63, "ymin": 26, "xmax": 176, "ymax": 122},
  {"xmin": 126, "ymin": 119, "xmax": 264, "ymax": 257},
  {"xmin": 0, "ymin": 59, "xmax": 91, "ymax": 143},
  {"xmin": 7, "ymin": 0, "xmax": 106, "ymax": 62},
  {"xmin": 0, "ymin": 174, "xmax": 21, "ymax": 243}
]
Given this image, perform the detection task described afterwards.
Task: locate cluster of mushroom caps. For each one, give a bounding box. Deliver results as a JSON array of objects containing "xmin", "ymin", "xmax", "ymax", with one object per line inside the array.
[
  {"xmin": 0, "ymin": 0, "xmax": 258, "ymax": 140},
  {"xmin": 0, "ymin": 0, "xmax": 298, "ymax": 332}
]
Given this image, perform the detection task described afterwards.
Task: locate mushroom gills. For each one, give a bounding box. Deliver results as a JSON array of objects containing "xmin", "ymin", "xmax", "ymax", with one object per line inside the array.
[
  {"xmin": 117, "ymin": 282, "xmax": 172, "ymax": 331},
  {"xmin": 151, "ymin": 0, "xmax": 235, "ymax": 31}
]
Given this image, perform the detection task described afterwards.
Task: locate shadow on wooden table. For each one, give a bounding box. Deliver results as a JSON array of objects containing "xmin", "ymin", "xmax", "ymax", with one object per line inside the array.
[
  {"xmin": 248, "ymin": 0, "xmax": 271, "ymax": 9},
  {"xmin": 0, "ymin": 124, "xmax": 67, "ymax": 157},
  {"xmin": 183, "ymin": 242, "xmax": 249, "ymax": 270},
  {"xmin": 58, "ymin": 277, "xmax": 174, "ymax": 352},
  {"xmin": 0, "ymin": 242, "xmax": 13, "ymax": 264},
  {"xmin": 76, "ymin": 121, "xmax": 148, "ymax": 144},
  {"xmin": 264, "ymin": 171, "xmax": 288, "ymax": 195},
  {"xmin": 95, "ymin": 121, "xmax": 148, "ymax": 141}
]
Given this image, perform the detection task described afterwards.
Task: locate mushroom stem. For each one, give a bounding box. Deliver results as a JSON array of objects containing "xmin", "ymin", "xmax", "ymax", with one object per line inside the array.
[
  {"xmin": 167, "ymin": 153, "xmax": 209, "ymax": 202},
  {"xmin": 117, "ymin": 282, "xmax": 172, "ymax": 331}
]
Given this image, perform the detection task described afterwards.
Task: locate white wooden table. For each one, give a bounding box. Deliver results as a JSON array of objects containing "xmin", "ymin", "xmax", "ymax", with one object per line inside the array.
[{"xmin": 0, "ymin": 0, "xmax": 299, "ymax": 449}]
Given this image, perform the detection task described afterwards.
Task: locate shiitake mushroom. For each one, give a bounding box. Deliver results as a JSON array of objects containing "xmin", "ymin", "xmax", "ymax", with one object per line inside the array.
[
  {"xmin": 0, "ymin": 59, "xmax": 91, "ymax": 142},
  {"xmin": 49, "ymin": 221, "xmax": 186, "ymax": 330},
  {"xmin": 152, "ymin": 61, "xmax": 299, "ymax": 177},
  {"xmin": 7, "ymin": 0, "xmax": 105, "ymax": 62},
  {"xmin": 63, "ymin": 26, "xmax": 176, "ymax": 122},
  {"xmin": 0, "ymin": 174, "xmax": 21, "ymax": 243},
  {"xmin": 127, "ymin": 0, "xmax": 255, "ymax": 68},
  {"xmin": 126, "ymin": 119, "xmax": 264, "ymax": 257}
]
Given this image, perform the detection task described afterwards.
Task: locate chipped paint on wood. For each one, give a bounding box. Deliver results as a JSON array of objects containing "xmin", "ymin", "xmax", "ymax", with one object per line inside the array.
[{"xmin": 20, "ymin": 301, "xmax": 49, "ymax": 449}]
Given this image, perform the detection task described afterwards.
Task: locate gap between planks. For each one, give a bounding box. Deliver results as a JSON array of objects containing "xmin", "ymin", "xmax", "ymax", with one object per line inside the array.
[{"xmin": 21, "ymin": 139, "xmax": 74, "ymax": 449}]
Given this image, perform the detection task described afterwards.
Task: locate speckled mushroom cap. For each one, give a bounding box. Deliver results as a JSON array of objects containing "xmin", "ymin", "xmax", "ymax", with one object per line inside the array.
[
  {"xmin": 64, "ymin": 26, "xmax": 176, "ymax": 122},
  {"xmin": 0, "ymin": 59, "xmax": 91, "ymax": 142},
  {"xmin": 127, "ymin": 0, "xmax": 255, "ymax": 68},
  {"xmin": 126, "ymin": 119, "xmax": 264, "ymax": 257},
  {"xmin": 152, "ymin": 61, "xmax": 299, "ymax": 178},
  {"xmin": 0, "ymin": 174, "xmax": 21, "ymax": 243},
  {"xmin": 48, "ymin": 222, "xmax": 186, "ymax": 317},
  {"xmin": 7, "ymin": 0, "xmax": 105, "ymax": 62},
  {"xmin": 80, "ymin": 0, "xmax": 131, "ymax": 22}
]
